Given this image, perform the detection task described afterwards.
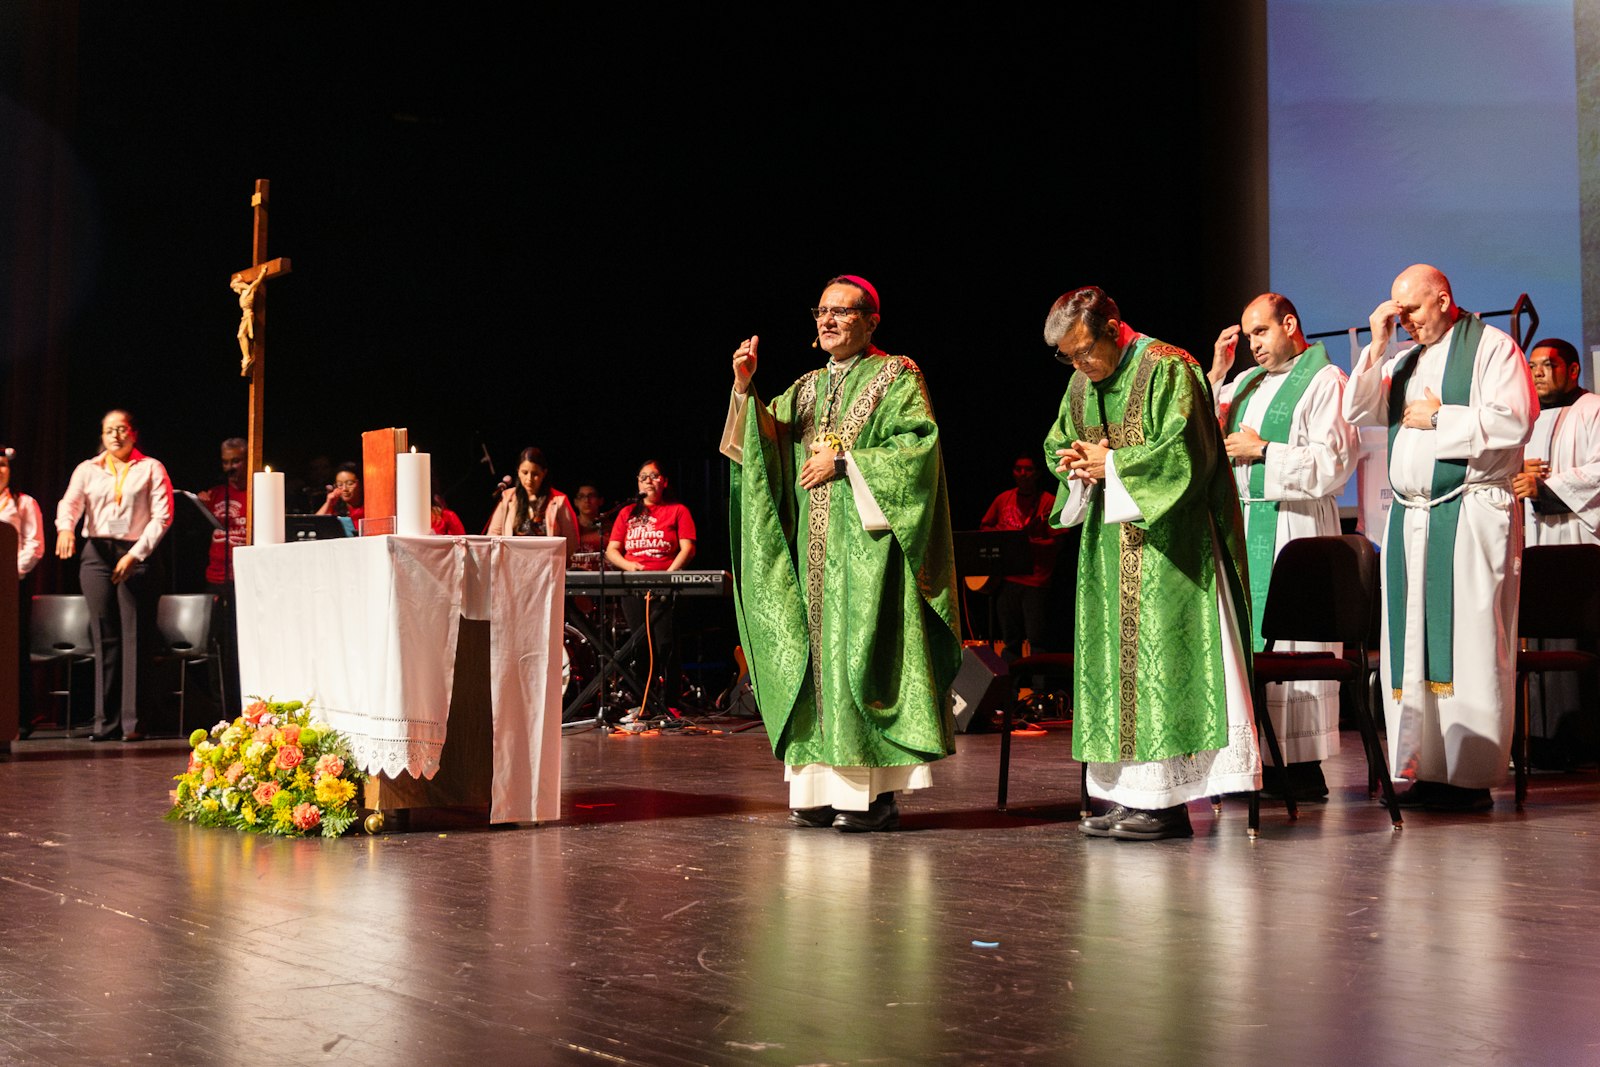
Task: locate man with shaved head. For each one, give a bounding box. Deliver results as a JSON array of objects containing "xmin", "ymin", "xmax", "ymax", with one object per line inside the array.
[
  {"xmin": 1209, "ymin": 294, "xmax": 1359, "ymax": 800},
  {"xmin": 1342, "ymin": 264, "xmax": 1535, "ymax": 811}
]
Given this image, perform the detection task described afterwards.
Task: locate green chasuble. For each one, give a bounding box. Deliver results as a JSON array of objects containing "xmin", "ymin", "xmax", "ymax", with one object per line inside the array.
[
  {"xmin": 1045, "ymin": 337, "xmax": 1253, "ymax": 765},
  {"xmin": 730, "ymin": 349, "xmax": 961, "ymax": 768}
]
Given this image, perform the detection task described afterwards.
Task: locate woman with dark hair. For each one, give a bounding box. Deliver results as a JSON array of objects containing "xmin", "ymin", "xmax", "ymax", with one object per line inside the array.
[
  {"xmin": 488, "ymin": 447, "xmax": 578, "ymax": 558},
  {"xmin": 54, "ymin": 409, "xmax": 174, "ymax": 742},
  {"xmin": 1, "ymin": 448, "xmax": 45, "ymax": 737},
  {"xmin": 315, "ymin": 462, "xmax": 365, "ymax": 523},
  {"xmin": 605, "ymin": 459, "xmax": 697, "ymax": 714}
]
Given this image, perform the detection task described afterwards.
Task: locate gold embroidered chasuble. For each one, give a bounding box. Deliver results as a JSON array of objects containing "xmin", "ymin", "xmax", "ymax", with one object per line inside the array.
[
  {"xmin": 730, "ymin": 350, "xmax": 960, "ymax": 767},
  {"xmin": 1046, "ymin": 337, "xmax": 1253, "ymax": 764}
]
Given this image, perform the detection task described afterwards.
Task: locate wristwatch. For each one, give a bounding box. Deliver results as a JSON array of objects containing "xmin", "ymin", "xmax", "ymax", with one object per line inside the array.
[
  {"xmin": 1259, "ymin": 441, "xmax": 1269, "ymax": 463},
  {"xmin": 834, "ymin": 453, "xmax": 847, "ymax": 479},
  {"xmin": 1430, "ymin": 410, "xmax": 1439, "ymax": 429}
]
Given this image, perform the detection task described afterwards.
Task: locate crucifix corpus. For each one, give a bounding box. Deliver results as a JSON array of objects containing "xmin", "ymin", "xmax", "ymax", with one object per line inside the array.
[{"xmin": 229, "ymin": 178, "xmax": 291, "ymax": 545}]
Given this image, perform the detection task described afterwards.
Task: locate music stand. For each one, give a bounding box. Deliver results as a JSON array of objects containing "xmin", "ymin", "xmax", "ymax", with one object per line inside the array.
[{"xmin": 953, "ymin": 530, "xmax": 1032, "ymax": 644}]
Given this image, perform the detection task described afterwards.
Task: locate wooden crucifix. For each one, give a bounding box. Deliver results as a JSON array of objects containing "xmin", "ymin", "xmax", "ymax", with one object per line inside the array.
[{"xmin": 229, "ymin": 178, "xmax": 291, "ymax": 545}]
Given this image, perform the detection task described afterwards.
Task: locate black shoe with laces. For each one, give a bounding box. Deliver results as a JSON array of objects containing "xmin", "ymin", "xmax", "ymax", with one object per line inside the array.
[{"xmin": 1078, "ymin": 803, "xmax": 1130, "ymax": 838}]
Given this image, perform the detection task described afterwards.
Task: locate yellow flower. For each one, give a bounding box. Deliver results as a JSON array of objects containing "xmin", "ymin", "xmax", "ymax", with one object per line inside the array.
[
  {"xmin": 292, "ymin": 769, "xmax": 312, "ymax": 791},
  {"xmin": 241, "ymin": 804, "xmax": 257, "ymax": 825},
  {"xmin": 201, "ymin": 798, "xmax": 220, "ymax": 812},
  {"xmin": 315, "ymin": 777, "xmax": 357, "ymax": 807}
]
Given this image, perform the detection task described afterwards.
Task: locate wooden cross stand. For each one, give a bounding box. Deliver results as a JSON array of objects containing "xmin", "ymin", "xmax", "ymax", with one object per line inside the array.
[{"xmin": 229, "ymin": 179, "xmax": 291, "ymax": 545}]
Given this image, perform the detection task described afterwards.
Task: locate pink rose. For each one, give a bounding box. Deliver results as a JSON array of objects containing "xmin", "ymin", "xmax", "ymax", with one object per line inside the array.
[
  {"xmin": 277, "ymin": 745, "xmax": 304, "ymax": 770},
  {"xmin": 291, "ymin": 803, "xmax": 322, "ymax": 831},
  {"xmin": 313, "ymin": 754, "xmax": 345, "ymax": 780},
  {"xmin": 223, "ymin": 762, "xmax": 245, "ymax": 785},
  {"xmin": 252, "ymin": 781, "xmax": 280, "ymax": 805}
]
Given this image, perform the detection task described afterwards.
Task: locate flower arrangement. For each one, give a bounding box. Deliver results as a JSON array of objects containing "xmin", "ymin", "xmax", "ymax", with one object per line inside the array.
[{"xmin": 166, "ymin": 699, "xmax": 368, "ymax": 838}]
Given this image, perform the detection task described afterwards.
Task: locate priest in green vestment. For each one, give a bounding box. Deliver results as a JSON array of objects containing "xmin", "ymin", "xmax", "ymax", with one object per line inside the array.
[
  {"xmin": 720, "ymin": 275, "xmax": 960, "ymax": 833},
  {"xmin": 1044, "ymin": 286, "xmax": 1261, "ymax": 841}
]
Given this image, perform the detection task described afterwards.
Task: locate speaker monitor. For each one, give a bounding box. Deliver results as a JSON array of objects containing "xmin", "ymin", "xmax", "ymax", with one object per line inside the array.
[{"xmin": 948, "ymin": 644, "xmax": 1009, "ymax": 734}]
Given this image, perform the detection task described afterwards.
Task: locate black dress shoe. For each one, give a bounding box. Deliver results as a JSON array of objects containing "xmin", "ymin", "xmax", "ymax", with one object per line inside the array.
[
  {"xmin": 1108, "ymin": 805, "xmax": 1194, "ymax": 841},
  {"xmin": 120, "ymin": 732, "xmax": 147, "ymax": 743},
  {"xmin": 788, "ymin": 806, "xmax": 837, "ymax": 828},
  {"xmin": 833, "ymin": 792, "xmax": 899, "ymax": 832},
  {"xmin": 1424, "ymin": 784, "xmax": 1493, "ymax": 812},
  {"xmin": 1078, "ymin": 803, "xmax": 1130, "ymax": 838},
  {"xmin": 1394, "ymin": 780, "xmax": 1440, "ymax": 808},
  {"xmin": 90, "ymin": 730, "xmax": 122, "ymax": 743}
]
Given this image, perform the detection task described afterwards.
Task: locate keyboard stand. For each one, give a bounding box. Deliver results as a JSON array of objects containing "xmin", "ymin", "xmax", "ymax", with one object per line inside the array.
[{"xmin": 562, "ymin": 590, "xmax": 678, "ymax": 728}]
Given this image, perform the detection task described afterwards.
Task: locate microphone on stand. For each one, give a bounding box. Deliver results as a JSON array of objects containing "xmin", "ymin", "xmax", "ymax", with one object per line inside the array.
[{"xmin": 488, "ymin": 475, "xmax": 513, "ymax": 498}]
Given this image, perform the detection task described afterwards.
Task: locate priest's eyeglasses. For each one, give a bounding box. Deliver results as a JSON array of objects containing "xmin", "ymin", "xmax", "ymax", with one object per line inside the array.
[{"xmin": 811, "ymin": 306, "xmax": 864, "ymax": 321}]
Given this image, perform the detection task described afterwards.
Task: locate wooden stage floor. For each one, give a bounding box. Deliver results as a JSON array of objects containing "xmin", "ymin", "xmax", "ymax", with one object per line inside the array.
[{"xmin": 2, "ymin": 722, "xmax": 1598, "ymax": 1066}]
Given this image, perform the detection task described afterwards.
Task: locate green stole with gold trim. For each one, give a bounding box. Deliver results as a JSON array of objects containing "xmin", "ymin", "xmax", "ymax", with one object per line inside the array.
[
  {"xmin": 1384, "ymin": 313, "xmax": 1483, "ymax": 696},
  {"xmin": 1225, "ymin": 343, "xmax": 1332, "ymax": 651}
]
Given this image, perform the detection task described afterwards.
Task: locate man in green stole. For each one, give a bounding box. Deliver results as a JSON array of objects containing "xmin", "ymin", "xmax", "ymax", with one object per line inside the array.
[
  {"xmin": 1208, "ymin": 294, "xmax": 1359, "ymax": 801},
  {"xmin": 721, "ymin": 275, "xmax": 961, "ymax": 833},
  {"xmin": 1044, "ymin": 286, "xmax": 1260, "ymax": 842},
  {"xmin": 1342, "ymin": 264, "xmax": 1534, "ymax": 812}
]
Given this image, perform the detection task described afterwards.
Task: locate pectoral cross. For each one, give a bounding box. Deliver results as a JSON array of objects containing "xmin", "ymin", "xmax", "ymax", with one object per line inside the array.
[{"xmin": 229, "ymin": 178, "xmax": 292, "ymax": 545}]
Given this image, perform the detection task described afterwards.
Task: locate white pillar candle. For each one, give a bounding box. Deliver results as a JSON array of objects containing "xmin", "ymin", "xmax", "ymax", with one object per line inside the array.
[
  {"xmin": 395, "ymin": 448, "xmax": 431, "ymax": 536},
  {"xmin": 252, "ymin": 468, "xmax": 285, "ymax": 545}
]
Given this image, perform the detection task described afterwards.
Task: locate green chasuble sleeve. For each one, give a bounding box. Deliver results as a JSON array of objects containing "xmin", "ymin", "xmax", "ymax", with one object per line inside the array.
[
  {"xmin": 1043, "ymin": 339, "xmax": 1252, "ymax": 765},
  {"xmin": 729, "ymin": 353, "xmax": 960, "ymax": 768}
]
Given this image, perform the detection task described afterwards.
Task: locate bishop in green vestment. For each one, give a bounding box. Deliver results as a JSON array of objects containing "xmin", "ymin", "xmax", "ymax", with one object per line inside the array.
[
  {"xmin": 720, "ymin": 276, "xmax": 960, "ymax": 832},
  {"xmin": 1044, "ymin": 286, "xmax": 1260, "ymax": 841}
]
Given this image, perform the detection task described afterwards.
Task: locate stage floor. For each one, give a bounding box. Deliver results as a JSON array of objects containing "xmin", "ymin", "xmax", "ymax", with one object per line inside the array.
[{"xmin": 2, "ymin": 722, "xmax": 1597, "ymax": 1066}]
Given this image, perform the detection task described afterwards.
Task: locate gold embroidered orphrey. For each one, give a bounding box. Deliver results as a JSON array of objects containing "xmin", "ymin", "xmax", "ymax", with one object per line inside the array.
[
  {"xmin": 1068, "ymin": 345, "xmax": 1170, "ymax": 759},
  {"xmin": 794, "ymin": 355, "xmax": 917, "ymax": 734}
]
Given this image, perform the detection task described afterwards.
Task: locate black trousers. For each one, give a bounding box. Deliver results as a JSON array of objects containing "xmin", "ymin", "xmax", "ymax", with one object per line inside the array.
[
  {"xmin": 621, "ymin": 594, "xmax": 680, "ymax": 710},
  {"xmin": 208, "ymin": 581, "xmax": 242, "ymax": 716},
  {"xmin": 80, "ymin": 539, "xmax": 162, "ymax": 736},
  {"xmin": 15, "ymin": 573, "xmax": 32, "ymax": 728},
  {"xmin": 995, "ymin": 581, "xmax": 1052, "ymax": 663}
]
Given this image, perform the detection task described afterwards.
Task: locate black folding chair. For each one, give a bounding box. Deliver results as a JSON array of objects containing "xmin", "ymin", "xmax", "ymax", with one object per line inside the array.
[
  {"xmin": 1513, "ymin": 545, "xmax": 1600, "ymax": 808},
  {"xmin": 1244, "ymin": 535, "xmax": 1402, "ymax": 835}
]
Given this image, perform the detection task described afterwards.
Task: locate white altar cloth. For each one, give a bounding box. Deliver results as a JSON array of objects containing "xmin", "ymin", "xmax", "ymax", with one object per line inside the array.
[{"xmin": 234, "ymin": 535, "xmax": 565, "ymax": 823}]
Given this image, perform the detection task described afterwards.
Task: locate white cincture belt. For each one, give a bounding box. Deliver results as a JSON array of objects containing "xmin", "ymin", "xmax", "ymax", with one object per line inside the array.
[{"xmin": 1392, "ymin": 479, "xmax": 1510, "ymax": 510}]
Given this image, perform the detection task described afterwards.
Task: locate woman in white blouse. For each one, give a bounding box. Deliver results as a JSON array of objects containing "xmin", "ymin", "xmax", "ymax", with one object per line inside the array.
[
  {"xmin": 55, "ymin": 410, "xmax": 174, "ymax": 742},
  {"xmin": 1, "ymin": 448, "xmax": 45, "ymax": 738}
]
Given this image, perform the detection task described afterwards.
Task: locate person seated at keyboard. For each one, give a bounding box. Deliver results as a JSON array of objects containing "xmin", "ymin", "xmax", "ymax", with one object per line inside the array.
[{"xmin": 605, "ymin": 459, "xmax": 696, "ymax": 714}]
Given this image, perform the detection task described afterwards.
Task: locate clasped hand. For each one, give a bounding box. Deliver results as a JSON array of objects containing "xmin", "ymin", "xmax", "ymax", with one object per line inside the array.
[{"xmin": 1057, "ymin": 438, "xmax": 1110, "ymax": 483}]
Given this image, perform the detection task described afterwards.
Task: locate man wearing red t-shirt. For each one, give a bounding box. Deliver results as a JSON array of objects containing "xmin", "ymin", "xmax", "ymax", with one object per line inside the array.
[
  {"xmin": 979, "ymin": 454, "xmax": 1062, "ymax": 663},
  {"xmin": 198, "ymin": 437, "xmax": 248, "ymax": 713}
]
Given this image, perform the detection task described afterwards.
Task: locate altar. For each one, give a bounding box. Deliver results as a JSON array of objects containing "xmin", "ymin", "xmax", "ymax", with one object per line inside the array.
[{"xmin": 234, "ymin": 535, "xmax": 565, "ymax": 825}]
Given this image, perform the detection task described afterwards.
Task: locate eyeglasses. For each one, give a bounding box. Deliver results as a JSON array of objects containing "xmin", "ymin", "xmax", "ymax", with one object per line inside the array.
[
  {"xmin": 810, "ymin": 306, "xmax": 865, "ymax": 322},
  {"xmin": 102, "ymin": 426, "xmax": 134, "ymax": 437},
  {"xmin": 335, "ymin": 478, "xmax": 359, "ymax": 488},
  {"xmin": 638, "ymin": 473, "xmax": 663, "ymax": 482},
  {"xmin": 1054, "ymin": 332, "xmax": 1107, "ymax": 367}
]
